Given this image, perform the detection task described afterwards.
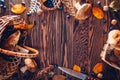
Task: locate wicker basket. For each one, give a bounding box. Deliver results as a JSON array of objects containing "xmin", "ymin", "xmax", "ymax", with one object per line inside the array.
[
  {"xmin": 0, "ymin": 15, "xmax": 38, "ymax": 79},
  {"xmin": 40, "ymin": 0, "xmax": 62, "ymax": 10}
]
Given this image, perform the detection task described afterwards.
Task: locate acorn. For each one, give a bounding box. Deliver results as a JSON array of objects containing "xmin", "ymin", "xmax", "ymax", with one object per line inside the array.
[
  {"xmin": 103, "ymin": 6, "xmax": 109, "ymax": 11},
  {"xmin": 97, "ymin": 73, "xmax": 103, "ymax": 79},
  {"xmin": 111, "ymin": 19, "xmax": 117, "ymax": 25}
]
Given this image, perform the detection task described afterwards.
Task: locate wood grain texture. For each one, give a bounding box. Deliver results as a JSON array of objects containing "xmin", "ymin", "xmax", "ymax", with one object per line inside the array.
[{"xmin": 2, "ymin": 0, "xmax": 120, "ymax": 80}]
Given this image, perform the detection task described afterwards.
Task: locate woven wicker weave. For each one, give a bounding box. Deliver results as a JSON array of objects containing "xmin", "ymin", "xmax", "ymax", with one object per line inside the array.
[
  {"xmin": 40, "ymin": 0, "xmax": 61, "ymax": 10},
  {"xmin": 0, "ymin": 15, "xmax": 38, "ymax": 80}
]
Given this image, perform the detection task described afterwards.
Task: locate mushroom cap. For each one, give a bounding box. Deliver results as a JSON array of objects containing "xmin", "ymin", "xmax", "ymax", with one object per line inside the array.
[
  {"xmin": 24, "ymin": 58, "xmax": 37, "ymax": 72},
  {"xmin": 108, "ymin": 30, "xmax": 120, "ymax": 50},
  {"xmin": 75, "ymin": 3, "xmax": 92, "ymax": 20}
]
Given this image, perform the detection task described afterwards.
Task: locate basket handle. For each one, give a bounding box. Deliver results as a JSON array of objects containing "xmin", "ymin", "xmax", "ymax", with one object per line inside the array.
[{"xmin": 0, "ymin": 45, "xmax": 38, "ymax": 58}]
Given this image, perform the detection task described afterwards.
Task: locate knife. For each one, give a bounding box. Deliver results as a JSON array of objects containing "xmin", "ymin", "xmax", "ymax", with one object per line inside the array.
[{"xmin": 58, "ymin": 66, "xmax": 99, "ymax": 80}]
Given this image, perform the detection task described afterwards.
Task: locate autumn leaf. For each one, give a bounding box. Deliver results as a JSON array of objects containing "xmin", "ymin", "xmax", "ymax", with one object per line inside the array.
[{"xmin": 73, "ymin": 64, "xmax": 81, "ymax": 73}]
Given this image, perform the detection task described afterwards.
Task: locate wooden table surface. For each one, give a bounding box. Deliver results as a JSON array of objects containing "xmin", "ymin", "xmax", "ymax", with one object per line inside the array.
[{"xmin": 1, "ymin": 0, "xmax": 120, "ymax": 80}]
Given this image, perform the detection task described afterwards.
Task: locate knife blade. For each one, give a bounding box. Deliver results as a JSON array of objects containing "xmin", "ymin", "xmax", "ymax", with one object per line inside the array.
[{"xmin": 58, "ymin": 66, "xmax": 99, "ymax": 80}]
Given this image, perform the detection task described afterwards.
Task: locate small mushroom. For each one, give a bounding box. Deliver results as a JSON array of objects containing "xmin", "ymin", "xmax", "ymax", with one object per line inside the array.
[
  {"xmin": 111, "ymin": 19, "xmax": 117, "ymax": 25},
  {"xmin": 24, "ymin": 58, "xmax": 37, "ymax": 72},
  {"xmin": 21, "ymin": 58, "xmax": 37, "ymax": 73},
  {"xmin": 108, "ymin": 30, "xmax": 120, "ymax": 50},
  {"xmin": 74, "ymin": 2, "xmax": 92, "ymax": 20}
]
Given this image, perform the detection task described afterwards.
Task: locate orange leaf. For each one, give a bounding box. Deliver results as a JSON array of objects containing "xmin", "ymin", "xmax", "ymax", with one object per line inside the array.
[
  {"xmin": 92, "ymin": 7, "xmax": 104, "ymax": 19},
  {"xmin": 11, "ymin": 4, "xmax": 26, "ymax": 14},
  {"xmin": 73, "ymin": 64, "xmax": 81, "ymax": 73},
  {"xmin": 14, "ymin": 23, "xmax": 34, "ymax": 30},
  {"xmin": 93, "ymin": 62, "xmax": 103, "ymax": 74}
]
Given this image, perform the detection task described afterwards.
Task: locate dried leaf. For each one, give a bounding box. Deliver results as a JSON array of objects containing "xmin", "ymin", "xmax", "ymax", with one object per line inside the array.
[
  {"xmin": 93, "ymin": 63, "xmax": 103, "ymax": 74},
  {"xmin": 109, "ymin": 0, "xmax": 120, "ymax": 11},
  {"xmin": 92, "ymin": 7, "xmax": 104, "ymax": 19},
  {"xmin": 73, "ymin": 64, "xmax": 81, "ymax": 73},
  {"xmin": 14, "ymin": 23, "xmax": 34, "ymax": 30},
  {"xmin": 11, "ymin": 4, "xmax": 26, "ymax": 14}
]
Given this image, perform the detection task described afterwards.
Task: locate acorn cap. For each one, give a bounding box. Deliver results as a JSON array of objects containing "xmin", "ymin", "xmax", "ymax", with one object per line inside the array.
[{"xmin": 11, "ymin": 4, "xmax": 26, "ymax": 14}]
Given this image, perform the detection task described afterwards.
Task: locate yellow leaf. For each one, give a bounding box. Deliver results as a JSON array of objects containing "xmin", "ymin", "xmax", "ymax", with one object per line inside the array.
[
  {"xmin": 14, "ymin": 23, "xmax": 34, "ymax": 30},
  {"xmin": 11, "ymin": 4, "xmax": 26, "ymax": 14},
  {"xmin": 92, "ymin": 7, "xmax": 104, "ymax": 19},
  {"xmin": 93, "ymin": 63, "xmax": 103, "ymax": 74},
  {"xmin": 73, "ymin": 64, "xmax": 81, "ymax": 73}
]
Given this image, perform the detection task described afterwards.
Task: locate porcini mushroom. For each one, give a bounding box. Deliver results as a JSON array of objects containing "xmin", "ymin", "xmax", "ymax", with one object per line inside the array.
[
  {"xmin": 21, "ymin": 58, "xmax": 37, "ymax": 73},
  {"xmin": 108, "ymin": 30, "xmax": 120, "ymax": 50},
  {"xmin": 74, "ymin": 2, "xmax": 92, "ymax": 20}
]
